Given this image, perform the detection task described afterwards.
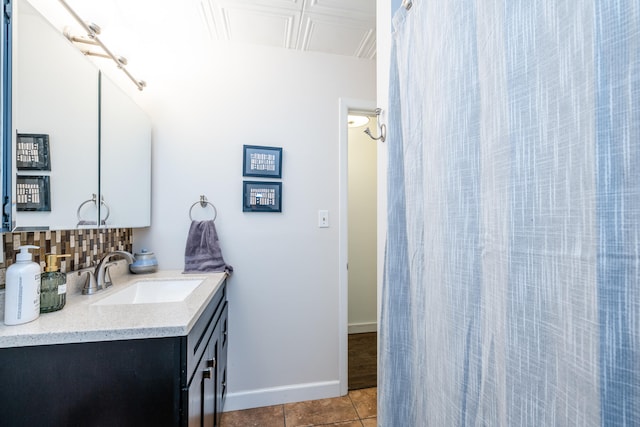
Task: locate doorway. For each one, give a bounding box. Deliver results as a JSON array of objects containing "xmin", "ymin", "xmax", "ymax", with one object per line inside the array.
[{"xmin": 338, "ymin": 98, "xmax": 378, "ymax": 393}]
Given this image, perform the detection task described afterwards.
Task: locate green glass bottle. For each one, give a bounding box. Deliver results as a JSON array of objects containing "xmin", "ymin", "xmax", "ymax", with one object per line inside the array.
[{"xmin": 40, "ymin": 254, "xmax": 70, "ymax": 313}]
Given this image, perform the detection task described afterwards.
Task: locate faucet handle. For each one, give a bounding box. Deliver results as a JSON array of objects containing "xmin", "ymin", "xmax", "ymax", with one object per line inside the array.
[
  {"xmin": 103, "ymin": 261, "xmax": 119, "ymax": 289},
  {"xmin": 79, "ymin": 267, "xmax": 98, "ymax": 295}
]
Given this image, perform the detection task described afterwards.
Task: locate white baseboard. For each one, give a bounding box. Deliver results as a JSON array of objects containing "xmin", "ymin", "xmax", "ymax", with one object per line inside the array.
[
  {"xmin": 224, "ymin": 380, "xmax": 344, "ymax": 412},
  {"xmin": 348, "ymin": 322, "xmax": 377, "ymax": 334}
]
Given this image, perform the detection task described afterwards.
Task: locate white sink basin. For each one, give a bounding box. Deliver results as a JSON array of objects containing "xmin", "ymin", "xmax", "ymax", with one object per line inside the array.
[{"xmin": 92, "ymin": 279, "xmax": 204, "ymax": 305}]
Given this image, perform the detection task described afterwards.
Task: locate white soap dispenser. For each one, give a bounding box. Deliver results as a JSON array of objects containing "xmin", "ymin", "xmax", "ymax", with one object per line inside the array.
[{"xmin": 4, "ymin": 245, "xmax": 41, "ymax": 325}]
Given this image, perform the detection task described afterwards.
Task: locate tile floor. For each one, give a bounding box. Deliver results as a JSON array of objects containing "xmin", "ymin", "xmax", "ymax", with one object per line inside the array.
[{"xmin": 220, "ymin": 387, "xmax": 377, "ymax": 427}]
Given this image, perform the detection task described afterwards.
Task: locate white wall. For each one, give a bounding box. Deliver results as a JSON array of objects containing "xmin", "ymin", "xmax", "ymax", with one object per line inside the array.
[
  {"xmin": 347, "ymin": 120, "xmax": 378, "ymax": 332},
  {"xmin": 133, "ymin": 42, "xmax": 375, "ymax": 410}
]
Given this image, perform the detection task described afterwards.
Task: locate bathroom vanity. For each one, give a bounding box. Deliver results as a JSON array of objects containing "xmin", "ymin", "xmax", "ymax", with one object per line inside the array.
[{"xmin": 0, "ymin": 271, "xmax": 228, "ymax": 427}]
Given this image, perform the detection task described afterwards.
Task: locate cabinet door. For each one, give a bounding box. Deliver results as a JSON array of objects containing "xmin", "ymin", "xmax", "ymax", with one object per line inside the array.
[
  {"xmin": 187, "ymin": 349, "xmax": 207, "ymax": 427},
  {"xmin": 13, "ymin": 0, "xmax": 99, "ymax": 230},
  {"xmin": 1, "ymin": 0, "xmax": 9, "ymax": 230},
  {"xmin": 203, "ymin": 336, "xmax": 216, "ymax": 427},
  {"xmin": 187, "ymin": 328, "xmax": 217, "ymax": 427},
  {"xmin": 99, "ymin": 73, "xmax": 151, "ymax": 228},
  {"xmin": 215, "ymin": 303, "xmax": 229, "ymax": 427}
]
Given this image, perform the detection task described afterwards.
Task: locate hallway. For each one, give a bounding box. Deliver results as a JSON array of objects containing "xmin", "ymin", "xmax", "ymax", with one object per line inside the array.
[{"xmin": 348, "ymin": 332, "xmax": 377, "ymax": 390}]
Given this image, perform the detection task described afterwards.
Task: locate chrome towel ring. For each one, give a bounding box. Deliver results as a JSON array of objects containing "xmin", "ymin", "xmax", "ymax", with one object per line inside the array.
[
  {"xmin": 189, "ymin": 195, "xmax": 217, "ymax": 221},
  {"xmin": 76, "ymin": 193, "xmax": 110, "ymax": 226}
]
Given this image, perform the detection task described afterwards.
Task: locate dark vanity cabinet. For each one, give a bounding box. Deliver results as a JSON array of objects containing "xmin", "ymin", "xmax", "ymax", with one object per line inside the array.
[{"xmin": 0, "ymin": 281, "xmax": 228, "ymax": 427}]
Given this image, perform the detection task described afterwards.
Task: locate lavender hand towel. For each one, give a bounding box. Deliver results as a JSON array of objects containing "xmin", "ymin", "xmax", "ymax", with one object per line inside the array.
[{"xmin": 184, "ymin": 220, "xmax": 233, "ymax": 274}]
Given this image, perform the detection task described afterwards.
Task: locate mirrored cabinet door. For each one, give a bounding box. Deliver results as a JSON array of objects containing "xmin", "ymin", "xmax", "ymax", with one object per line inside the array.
[
  {"xmin": 1, "ymin": 0, "xmax": 10, "ymax": 230},
  {"xmin": 99, "ymin": 73, "xmax": 151, "ymax": 228},
  {"xmin": 12, "ymin": 0, "xmax": 99, "ymax": 230}
]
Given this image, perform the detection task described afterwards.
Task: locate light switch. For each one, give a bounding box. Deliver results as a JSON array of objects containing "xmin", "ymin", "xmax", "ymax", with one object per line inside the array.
[{"xmin": 318, "ymin": 210, "xmax": 329, "ymax": 228}]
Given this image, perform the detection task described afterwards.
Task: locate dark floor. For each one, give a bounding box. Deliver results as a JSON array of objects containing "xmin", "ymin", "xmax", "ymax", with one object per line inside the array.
[
  {"xmin": 220, "ymin": 387, "xmax": 377, "ymax": 427},
  {"xmin": 348, "ymin": 332, "xmax": 377, "ymax": 390}
]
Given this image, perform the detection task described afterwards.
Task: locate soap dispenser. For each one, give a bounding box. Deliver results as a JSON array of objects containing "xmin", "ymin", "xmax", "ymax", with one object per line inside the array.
[
  {"xmin": 4, "ymin": 245, "xmax": 41, "ymax": 325},
  {"xmin": 40, "ymin": 254, "xmax": 70, "ymax": 313}
]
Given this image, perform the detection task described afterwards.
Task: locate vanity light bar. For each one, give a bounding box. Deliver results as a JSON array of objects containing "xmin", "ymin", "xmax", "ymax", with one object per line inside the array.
[{"xmin": 58, "ymin": 0, "xmax": 146, "ymax": 91}]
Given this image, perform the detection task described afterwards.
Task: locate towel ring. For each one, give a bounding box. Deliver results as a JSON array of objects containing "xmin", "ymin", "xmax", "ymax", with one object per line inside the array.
[
  {"xmin": 76, "ymin": 193, "xmax": 110, "ymax": 226},
  {"xmin": 189, "ymin": 195, "xmax": 217, "ymax": 221}
]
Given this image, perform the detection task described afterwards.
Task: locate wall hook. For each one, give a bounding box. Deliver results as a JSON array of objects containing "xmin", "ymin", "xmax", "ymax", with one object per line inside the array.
[{"xmin": 364, "ymin": 108, "xmax": 386, "ymax": 143}]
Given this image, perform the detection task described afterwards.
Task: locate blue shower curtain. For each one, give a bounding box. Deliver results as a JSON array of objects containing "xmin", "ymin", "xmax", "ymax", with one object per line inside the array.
[{"xmin": 380, "ymin": 1, "xmax": 639, "ymax": 425}]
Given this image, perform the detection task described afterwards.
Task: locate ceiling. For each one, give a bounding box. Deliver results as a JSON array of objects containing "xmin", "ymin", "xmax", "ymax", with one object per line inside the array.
[
  {"xmin": 28, "ymin": 0, "xmax": 377, "ymax": 61},
  {"xmin": 200, "ymin": 0, "xmax": 377, "ymax": 59}
]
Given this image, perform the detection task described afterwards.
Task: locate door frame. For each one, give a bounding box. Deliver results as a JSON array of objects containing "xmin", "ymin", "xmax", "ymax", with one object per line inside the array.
[{"xmin": 338, "ymin": 97, "xmax": 378, "ymax": 394}]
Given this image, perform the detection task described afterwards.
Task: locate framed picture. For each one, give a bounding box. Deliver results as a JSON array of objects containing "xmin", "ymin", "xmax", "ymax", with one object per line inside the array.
[
  {"xmin": 16, "ymin": 175, "xmax": 51, "ymax": 211},
  {"xmin": 243, "ymin": 181, "xmax": 282, "ymax": 212},
  {"xmin": 243, "ymin": 145, "xmax": 282, "ymax": 178},
  {"xmin": 16, "ymin": 133, "xmax": 51, "ymax": 171}
]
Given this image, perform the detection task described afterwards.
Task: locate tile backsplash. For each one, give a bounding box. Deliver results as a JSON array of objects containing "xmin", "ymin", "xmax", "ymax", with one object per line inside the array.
[{"xmin": 0, "ymin": 228, "xmax": 133, "ymax": 289}]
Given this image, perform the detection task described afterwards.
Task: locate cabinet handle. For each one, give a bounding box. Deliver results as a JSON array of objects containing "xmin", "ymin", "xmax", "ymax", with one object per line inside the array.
[
  {"xmin": 207, "ymin": 358, "xmax": 216, "ymax": 369},
  {"xmin": 203, "ymin": 368, "xmax": 212, "ymax": 380}
]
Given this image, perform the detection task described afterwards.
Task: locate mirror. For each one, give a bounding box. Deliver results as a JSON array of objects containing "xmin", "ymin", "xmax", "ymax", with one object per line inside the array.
[
  {"xmin": 99, "ymin": 73, "xmax": 151, "ymax": 228},
  {"xmin": 13, "ymin": 0, "xmax": 99, "ymax": 230},
  {"xmin": 11, "ymin": 0, "xmax": 150, "ymax": 230}
]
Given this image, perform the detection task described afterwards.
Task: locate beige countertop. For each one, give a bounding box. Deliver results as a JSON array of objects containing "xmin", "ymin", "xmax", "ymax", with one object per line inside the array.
[{"xmin": 0, "ymin": 269, "xmax": 227, "ymax": 348}]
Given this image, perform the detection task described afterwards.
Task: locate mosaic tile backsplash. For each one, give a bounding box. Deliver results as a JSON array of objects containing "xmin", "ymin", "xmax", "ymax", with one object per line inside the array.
[{"xmin": 0, "ymin": 228, "xmax": 133, "ymax": 289}]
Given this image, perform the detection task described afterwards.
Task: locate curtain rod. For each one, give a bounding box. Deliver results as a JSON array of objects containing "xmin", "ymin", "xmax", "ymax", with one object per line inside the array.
[{"xmin": 57, "ymin": 0, "xmax": 146, "ymax": 91}]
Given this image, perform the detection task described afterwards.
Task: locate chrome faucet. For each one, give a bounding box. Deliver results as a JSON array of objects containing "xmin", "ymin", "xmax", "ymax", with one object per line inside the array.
[{"xmin": 95, "ymin": 250, "xmax": 135, "ymax": 290}]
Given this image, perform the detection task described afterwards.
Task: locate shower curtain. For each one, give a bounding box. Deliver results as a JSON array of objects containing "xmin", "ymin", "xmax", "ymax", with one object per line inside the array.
[{"xmin": 379, "ymin": 1, "xmax": 639, "ymax": 426}]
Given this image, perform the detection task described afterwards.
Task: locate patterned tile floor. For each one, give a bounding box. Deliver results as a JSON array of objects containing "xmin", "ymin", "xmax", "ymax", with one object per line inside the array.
[{"xmin": 221, "ymin": 387, "xmax": 377, "ymax": 427}]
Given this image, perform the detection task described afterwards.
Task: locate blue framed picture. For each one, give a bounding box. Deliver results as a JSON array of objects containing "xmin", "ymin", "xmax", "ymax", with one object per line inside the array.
[
  {"xmin": 243, "ymin": 145, "xmax": 282, "ymax": 178},
  {"xmin": 16, "ymin": 133, "xmax": 51, "ymax": 171},
  {"xmin": 243, "ymin": 181, "xmax": 282, "ymax": 212},
  {"xmin": 16, "ymin": 175, "xmax": 51, "ymax": 211}
]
